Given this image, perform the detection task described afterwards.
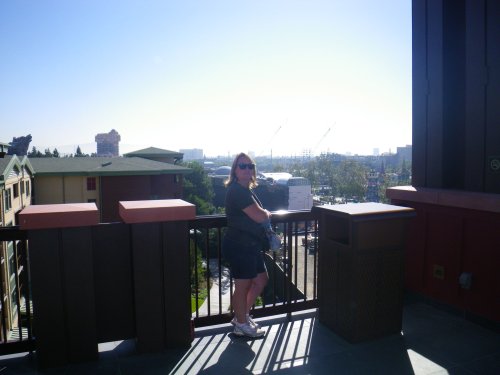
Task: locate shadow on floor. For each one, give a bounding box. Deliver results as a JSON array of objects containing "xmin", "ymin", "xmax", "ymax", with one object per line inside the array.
[{"xmin": 1, "ymin": 301, "xmax": 499, "ymax": 374}]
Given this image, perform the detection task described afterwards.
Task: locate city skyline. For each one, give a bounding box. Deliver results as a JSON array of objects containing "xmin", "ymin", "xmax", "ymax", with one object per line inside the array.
[
  {"xmin": 1, "ymin": 1, "xmax": 412, "ymax": 158},
  {"xmin": 7, "ymin": 136, "xmax": 411, "ymax": 159}
]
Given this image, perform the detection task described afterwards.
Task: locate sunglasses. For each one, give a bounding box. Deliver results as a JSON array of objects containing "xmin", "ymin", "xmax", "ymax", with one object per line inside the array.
[{"xmin": 238, "ymin": 163, "xmax": 255, "ymax": 170}]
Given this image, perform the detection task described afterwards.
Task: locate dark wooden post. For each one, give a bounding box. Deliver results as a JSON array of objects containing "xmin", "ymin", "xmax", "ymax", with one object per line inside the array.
[
  {"xmin": 19, "ymin": 203, "xmax": 99, "ymax": 368},
  {"xmin": 119, "ymin": 199, "xmax": 195, "ymax": 352}
]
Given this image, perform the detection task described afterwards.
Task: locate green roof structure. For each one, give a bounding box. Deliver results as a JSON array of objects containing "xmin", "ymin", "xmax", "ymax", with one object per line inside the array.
[
  {"xmin": 28, "ymin": 157, "xmax": 191, "ymax": 177},
  {"xmin": 123, "ymin": 147, "xmax": 183, "ymax": 160},
  {"xmin": 0, "ymin": 155, "xmax": 34, "ymax": 186}
]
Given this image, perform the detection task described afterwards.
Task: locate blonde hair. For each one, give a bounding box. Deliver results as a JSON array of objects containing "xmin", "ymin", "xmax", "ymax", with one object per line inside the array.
[{"xmin": 224, "ymin": 152, "xmax": 258, "ymax": 189}]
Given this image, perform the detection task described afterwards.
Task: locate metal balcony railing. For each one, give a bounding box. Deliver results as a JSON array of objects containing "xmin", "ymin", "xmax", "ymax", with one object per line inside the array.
[
  {"xmin": 0, "ymin": 209, "xmax": 319, "ymax": 358},
  {"xmin": 189, "ymin": 210, "xmax": 319, "ymax": 327}
]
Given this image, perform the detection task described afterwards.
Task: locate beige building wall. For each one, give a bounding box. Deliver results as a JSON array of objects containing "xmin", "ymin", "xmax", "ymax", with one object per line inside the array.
[
  {"xmin": 2, "ymin": 171, "xmax": 32, "ymax": 226},
  {"xmin": 34, "ymin": 175, "xmax": 100, "ymax": 205},
  {"xmin": 63, "ymin": 176, "xmax": 84, "ymax": 202},
  {"xmin": 4, "ymin": 181, "xmax": 18, "ymax": 225},
  {"xmin": 19, "ymin": 169, "xmax": 32, "ymax": 209},
  {"xmin": 0, "ymin": 171, "xmax": 31, "ymax": 335},
  {"xmin": 34, "ymin": 176, "xmax": 65, "ymax": 203}
]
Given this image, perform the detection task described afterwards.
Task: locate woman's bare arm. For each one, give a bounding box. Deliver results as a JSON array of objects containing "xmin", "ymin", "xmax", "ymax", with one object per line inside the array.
[{"xmin": 243, "ymin": 203, "xmax": 271, "ymax": 223}]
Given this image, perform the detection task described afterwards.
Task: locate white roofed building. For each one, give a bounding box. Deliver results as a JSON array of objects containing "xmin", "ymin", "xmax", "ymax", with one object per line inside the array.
[{"xmin": 259, "ymin": 173, "xmax": 313, "ymax": 211}]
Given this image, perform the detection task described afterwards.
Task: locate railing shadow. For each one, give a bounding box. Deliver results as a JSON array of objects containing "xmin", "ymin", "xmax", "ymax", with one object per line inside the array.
[{"xmin": 168, "ymin": 310, "xmax": 416, "ymax": 374}]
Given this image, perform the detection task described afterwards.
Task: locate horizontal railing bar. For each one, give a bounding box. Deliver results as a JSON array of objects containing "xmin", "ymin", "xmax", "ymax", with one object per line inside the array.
[
  {"xmin": 0, "ymin": 339, "xmax": 35, "ymax": 356},
  {"xmin": 194, "ymin": 300, "xmax": 319, "ymax": 327},
  {"xmin": 188, "ymin": 210, "xmax": 316, "ymax": 229},
  {"xmin": 0, "ymin": 226, "xmax": 28, "ymax": 241}
]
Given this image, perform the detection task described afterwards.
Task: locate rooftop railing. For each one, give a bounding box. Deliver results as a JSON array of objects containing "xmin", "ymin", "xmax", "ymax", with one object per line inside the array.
[
  {"xmin": 0, "ymin": 209, "xmax": 319, "ymax": 366},
  {"xmin": 189, "ymin": 211, "xmax": 319, "ymax": 327}
]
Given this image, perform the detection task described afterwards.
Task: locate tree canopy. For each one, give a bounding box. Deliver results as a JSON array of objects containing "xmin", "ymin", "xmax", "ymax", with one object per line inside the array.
[{"xmin": 182, "ymin": 161, "xmax": 216, "ymax": 215}]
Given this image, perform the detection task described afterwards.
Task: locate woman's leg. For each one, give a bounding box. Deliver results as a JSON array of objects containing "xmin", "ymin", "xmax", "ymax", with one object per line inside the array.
[
  {"xmin": 246, "ymin": 272, "xmax": 268, "ymax": 314},
  {"xmin": 233, "ymin": 278, "xmax": 252, "ymax": 324}
]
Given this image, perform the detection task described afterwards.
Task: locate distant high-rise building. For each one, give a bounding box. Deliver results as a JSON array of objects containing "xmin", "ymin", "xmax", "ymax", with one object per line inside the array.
[
  {"xmin": 95, "ymin": 129, "xmax": 121, "ymax": 156},
  {"xmin": 396, "ymin": 145, "xmax": 412, "ymax": 164},
  {"xmin": 179, "ymin": 148, "xmax": 204, "ymax": 160},
  {"xmin": 373, "ymin": 148, "xmax": 380, "ymax": 156}
]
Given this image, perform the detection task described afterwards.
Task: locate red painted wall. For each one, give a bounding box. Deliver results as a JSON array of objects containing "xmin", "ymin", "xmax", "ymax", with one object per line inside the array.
[
  {"xmin": 100, "ymin": 175, "xmax": 183, "ymax": 223},
  {"xmin": 393, "ymin": 199, "xmax": 500, "ymax": 322}
]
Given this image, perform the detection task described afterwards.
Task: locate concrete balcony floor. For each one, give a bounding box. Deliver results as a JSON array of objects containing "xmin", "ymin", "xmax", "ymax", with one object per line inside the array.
[{"xmin": 1, "ymin": 299, "xmax": 499, "ymax": 374}]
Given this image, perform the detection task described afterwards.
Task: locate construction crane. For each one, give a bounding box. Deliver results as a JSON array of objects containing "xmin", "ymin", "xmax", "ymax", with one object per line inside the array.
[
  {"xmin": 258, "ymin": 122, "xmax": 284, "ymax": 157},
  {"xmin": 312, "ymin": 127, "xmax": 332, "ymax": 155}
]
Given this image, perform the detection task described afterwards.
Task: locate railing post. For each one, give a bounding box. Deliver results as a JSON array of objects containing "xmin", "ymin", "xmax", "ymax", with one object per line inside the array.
[
  {"xmin": 18, "ymin": 203, "xmax": 100, "ymax": 368},
  {"xmin": 119, "ymin": 199, "xmax": 195, "ymax": 352}
]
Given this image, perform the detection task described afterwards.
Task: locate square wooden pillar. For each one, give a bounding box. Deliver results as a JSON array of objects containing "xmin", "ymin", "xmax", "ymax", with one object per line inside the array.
[
  {"xmin": 19, "ymin": 203, "xmax": 99, "ymax": 368},
  {"xmin": 119, "ymin": 199, "xmax": 195, "ymax": 352}
]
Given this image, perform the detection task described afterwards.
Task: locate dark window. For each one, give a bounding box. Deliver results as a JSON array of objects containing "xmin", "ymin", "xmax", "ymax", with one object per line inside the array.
[
  {"xmin": 4, "ymin": 189, "xmax": 12, "ymax": 211},
  {"xmin": 87, "ymin": 177, "xmax": 96, "ymax": 191},
  {"xmin": 13, "ymin": 183, "xmax": 19, "ymax": 198}
]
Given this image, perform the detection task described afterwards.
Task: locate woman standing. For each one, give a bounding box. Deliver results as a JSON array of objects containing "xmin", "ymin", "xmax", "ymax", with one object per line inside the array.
[{"xmin": 222, "ymin": 152, "xmax": 270, "ymax": 338}]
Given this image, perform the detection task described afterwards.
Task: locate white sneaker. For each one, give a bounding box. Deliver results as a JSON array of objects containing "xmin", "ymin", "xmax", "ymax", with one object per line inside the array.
[
  {"xmin": 247, "ymin": 315, "xmax": 261, "ymax": 329},
  {"xmin": 233, "ymin": 322, "xmax": 265, "ymax": 338},
  {"xmin": 231, "ymin": 315, "xmax": 261, "ymax": 329}
]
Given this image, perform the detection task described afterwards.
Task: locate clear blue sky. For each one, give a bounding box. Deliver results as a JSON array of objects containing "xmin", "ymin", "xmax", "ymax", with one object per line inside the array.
[{"xmin": 1, "ymin": 0, "xmax": 412, "ymax": 158}]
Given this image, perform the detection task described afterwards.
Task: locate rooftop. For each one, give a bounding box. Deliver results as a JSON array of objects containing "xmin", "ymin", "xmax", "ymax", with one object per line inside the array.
[
  {"xmin": 28, "ymin": 156, "xmax": 192, "ymax": 176},
  {"xmin": 1, "ymin": 298, "xmax": 499, "ymax": 374},
  {"xmin": 123, "ymin": 147, "xmax": 184, "ymax": 159},
  {"xmin": 0, "ymin": 155, "xmax": 33, "ymax": 182}
]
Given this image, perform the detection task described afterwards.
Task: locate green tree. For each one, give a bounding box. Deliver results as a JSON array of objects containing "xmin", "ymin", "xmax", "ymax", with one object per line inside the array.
[
  {"xmin": 74, "ymin": 145, "xmax": 89, "ymax": 157},
  {"xmin": 182, "ymin": 161, "xmax": 215, "ymax": 215},
  {"xmin": 273, "ymin": 164, "xmax": 285, "ymax": 172},
  {"xmin": 190, "ymin": 239, "xmax": 207, "ymax": 310},
  {"xmin": 332, "ymin": 160, "xmax": 368, "ymax": 201},
  {"xmin": 289, "ymin": 161, "xmax": 308, "ymax": 180},
  {"xmin": 304, "ymin": 159, "xmax": 319, "ymax": 187},
  {"xmin": 399, "ymin": 159, "xmax": 411, "ymax": 185},
  {"xmin": 44, "ymin": 148, "xmax": 53, "ymax": 157},
  {"xmin": 315, "ymin": 153, "xmax": 336, "ymax": 188},
  {"xmin": 52, "ymin": 148, "xmax": 60, "ymax": 158},
  {"xmin": 377, "ymin": 170, "xmax": 390, "ymax": 203},
  {"xmin": 28, "ymin": 146, "xmax": 43, "ymax": 157}
]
